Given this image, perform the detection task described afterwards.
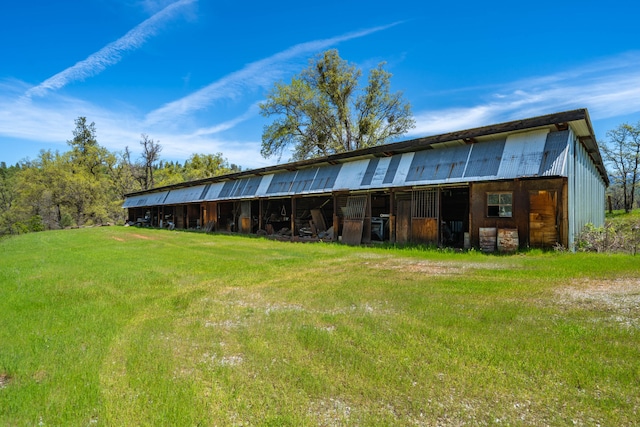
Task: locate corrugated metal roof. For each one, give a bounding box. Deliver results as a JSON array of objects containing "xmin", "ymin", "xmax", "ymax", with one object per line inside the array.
[
  {"xmin": 122, "ymin": 191, "xmax": 169, "ymax": 208},
  {"xmin": 497, "ymin": 129, "xmax": 549, "ymax": 179},
  {"xmin": 163, "ymin": 185, "xmax": 208, "ymax": 205},
  {"xmin": 125, "ymin": 128, "xmax": 577, "ymax": 207}
]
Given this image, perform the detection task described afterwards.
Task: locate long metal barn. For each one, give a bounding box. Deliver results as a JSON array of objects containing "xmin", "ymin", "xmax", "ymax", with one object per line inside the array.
[{"xmin": 123, "ymin": 109, "xmax": 608, "ymax": 251}]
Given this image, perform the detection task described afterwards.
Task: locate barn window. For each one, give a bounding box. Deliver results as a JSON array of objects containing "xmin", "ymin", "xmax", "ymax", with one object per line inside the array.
[
  {"xmin": 412, "ymin": 189, "xmax": 438, "ymax": 218},
  {"xmin": 487, "ymin": 192, "xmax": 512, "ymax": 217}
]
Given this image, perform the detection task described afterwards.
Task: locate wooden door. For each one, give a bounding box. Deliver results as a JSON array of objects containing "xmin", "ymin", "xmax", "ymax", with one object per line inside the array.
[
  {"xmin": 396, "ymin": 200, "xmax": 411, "ymax": 244},
  {"xmin": 529, "ymin": 191, "xmax": 558, "ymax": 247},
  {"xmin": 342, "ymin": 195, "xmax": 367, "ymax": 245},
  {"xmin": 411, "ymin": 189, "xmax": 439, "ymax": 244}
]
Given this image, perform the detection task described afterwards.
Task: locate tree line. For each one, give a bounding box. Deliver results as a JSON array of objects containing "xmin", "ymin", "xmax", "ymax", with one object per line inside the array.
[
  {"xmin": 601, "ymin": 121, "xmax": 640, "ymax": 213},
  {"xmin": 0, "ymin": 117, "xmax": 240, "ymax": 236},
  {"xmin": 2, "ymin": 50, "xmax": 636, "ymax": 238}
]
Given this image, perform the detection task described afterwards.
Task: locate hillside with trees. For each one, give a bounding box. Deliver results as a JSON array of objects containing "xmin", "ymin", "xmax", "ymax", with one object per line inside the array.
[{"xmin": 0, "ymin": 117, "xmax": 239, "ymax": 236}]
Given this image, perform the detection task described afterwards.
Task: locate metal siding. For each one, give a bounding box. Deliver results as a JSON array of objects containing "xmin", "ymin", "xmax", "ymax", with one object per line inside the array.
[
  {"xmin": 218, "ymin": 180, "xmax": 237, "ymax": 199},
  {"xmin": 391, "ymin": 153, "xmax": 414, "ymax": 186},
  {"xmin": 361, "ymin": 158, "xmax": 379, "ymax": 186},
  {"xmin": 241, "ymin": 176, "xmax": 263, "ymax": 197},
  {"xmin": 231, "ymin": 179, "xmax": 249, "ymax": 198},
  {"xmin": 463, "ymin": 138, "xmax": 505, "ymax": 178},
  {"xmin": 538, "ymin": 130, "xmax": 570, "ymax": 177},
  {"xmin": 310, "ymin": 164, "xmax": 342, "ymax": 191},
  {"xmin": 164, "ymin": 185, "xmax": 209, "ymax": 204},
  {"xmin": 333, "ymin": 160, "xmax": 368, "ymax": 190},
  {"xmin": 266, "ymin": 171, "xmax": 297, "ymax": 195},
  {"xmin": 407, "ymin": 146, "xmax": 469, "ymax": 182},
  {"xmin": 291, "ymin": 168, "xmax": 317, "ymax": 193},
  {"xmin": 255, "ymin": 174, "xmax": 273, "ymax": 197},
  {"xmin": 204, "ymin": 182, "xmax": 224, "ymax": 200},
  {"xmin": 497, "ymin": 129, "xmax": 549, "ymax": 178},
  {"xmin": 567, "ymin": 129, "xmax": 606, "ymax": 250},
  {"xmin": 370, "ymin": 157, "xmax": 392, "ymax": 187},
  {"xmin": 383, "ymin": 155, "xmax": 402, "ymax": 184}
]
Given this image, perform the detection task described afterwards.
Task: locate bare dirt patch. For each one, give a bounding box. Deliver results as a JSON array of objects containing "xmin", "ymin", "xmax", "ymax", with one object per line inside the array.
[
  {"xmin": 130, "ymin": 233, "xmax": 154, "ymax": 240},
  {"xmin": 555, "ymin": 278, "xmax": 640, "ymax": 326},
  {"xmin": 364, "ymin": 258, "xmax": 503, "ymax": 276},
  {"xmin": 0, "ymin": 372, "xmax": 11, "ymax": 388}
]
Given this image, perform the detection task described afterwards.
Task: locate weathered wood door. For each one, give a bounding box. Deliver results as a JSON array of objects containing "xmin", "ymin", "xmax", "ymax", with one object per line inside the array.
[
  {"xmin": 529, "ymin": 190, "xmax": 558, "ymax": 247},
  {"xmin": 342, "ymin": 195, "xmax": 368, "ymax": 245},
  {"xmin": 396, "ymin": 199, "xmax": 411, "ymax": 244},
  {"xmin": 411, "ymin": 189, "xmax": 439, "ymax": 244}
]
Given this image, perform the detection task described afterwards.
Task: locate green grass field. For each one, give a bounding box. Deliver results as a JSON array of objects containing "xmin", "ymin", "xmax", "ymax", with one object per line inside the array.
[{"xmin": 1, "ymin": 227, "xmax": 638, "ymax": 426}]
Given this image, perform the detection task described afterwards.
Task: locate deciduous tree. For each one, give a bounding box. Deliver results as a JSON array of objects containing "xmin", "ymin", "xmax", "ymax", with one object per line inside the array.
[
  {"xmin": 260, "ymin": 49, "xmax": 415, "ymax": 161},
  {"xmin": 601, "ymin": 122, "xmax": 640, "ymax": 212},
  {"xmin": 140, "ymin": 134, "xmax": 162, "ymax": 190}
]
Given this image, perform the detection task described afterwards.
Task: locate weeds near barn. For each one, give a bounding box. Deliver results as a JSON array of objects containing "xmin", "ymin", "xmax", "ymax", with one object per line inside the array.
[
  {"xmin": 1, "ymin": 227, "xmax": 639, "ymax": 425},
  {"xmin": 576, "ymin": 209, "xmax": 640, "ymax": 253}
]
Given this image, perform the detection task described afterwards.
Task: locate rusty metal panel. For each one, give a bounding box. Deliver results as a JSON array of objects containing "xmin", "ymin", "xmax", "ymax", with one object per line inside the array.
[{"xmin": 497, "ymin": 129, "xmax": 549, "ymax": 179}]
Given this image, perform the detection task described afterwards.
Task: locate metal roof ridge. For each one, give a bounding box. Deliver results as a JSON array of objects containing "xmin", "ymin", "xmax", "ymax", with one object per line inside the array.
[{"xmin": 125, "ymin": 108, "xmax": 594, "ymax": 197}]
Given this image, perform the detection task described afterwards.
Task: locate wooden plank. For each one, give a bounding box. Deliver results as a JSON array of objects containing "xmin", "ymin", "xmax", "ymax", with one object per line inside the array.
[
  {"xmin": 396, "ymin": 200, "xmax": 411, "ymax": 244},
  {"xmin": 529, "ymin": 191, "xmax": 558, "ymax": 247},
  {"xmin": 310, "ymin": 209, "xmax": 326, "ymax": 232},
  {"xmin": 411, "ymin": 218, "xmax": 438, "ymax": 244},
  {"xmin": 340, "ymin": 196, "xmax": 368, "ymax": 245},
  {"xmin": 342, "ymin": 219, "xmax": 364, "ymax": 245}
]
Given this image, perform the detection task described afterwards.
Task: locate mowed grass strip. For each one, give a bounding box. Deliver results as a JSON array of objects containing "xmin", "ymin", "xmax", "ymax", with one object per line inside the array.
[{"xmin": 0, "ymin": 227, "xmax": 638, "ymax": 426}]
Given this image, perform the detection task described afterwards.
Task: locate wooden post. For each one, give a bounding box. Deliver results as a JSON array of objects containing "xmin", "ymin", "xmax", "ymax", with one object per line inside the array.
[
  {"xmin": 290, "ymin": 197, "xmax": 296, "ymax": 241},
  {"xmin": 332, "ymin": 193, "xmax": 339, "ymax": 242},
  {"xmin": 389, "ymin": 190, "xmax": 396, "ymax": 243}
]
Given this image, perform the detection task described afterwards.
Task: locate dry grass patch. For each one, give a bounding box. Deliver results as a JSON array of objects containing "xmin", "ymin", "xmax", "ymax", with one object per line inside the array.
[
  {"xmin": 555, "ymin": 278, "xmax": 640, "ymax": 327},
  {"xmin": 364, "ymin": 256, "xmax": 505, "ymax": 276}
]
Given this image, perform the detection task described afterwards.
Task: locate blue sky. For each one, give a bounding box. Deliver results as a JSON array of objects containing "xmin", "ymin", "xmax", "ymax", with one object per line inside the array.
[{"xmin": 1, "ymin": 0, "xmax": 639, "ymax": 169}]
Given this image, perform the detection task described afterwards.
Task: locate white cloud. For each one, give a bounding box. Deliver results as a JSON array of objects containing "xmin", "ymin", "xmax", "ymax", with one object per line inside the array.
[
  {"xmin": 144, "ymin": 22, "xmax": 403, "ymax": 125},
  {"xmin": 25, "ymin": 0, "xmax": 196, "ymax": 98},
  {"xmin": 410, "ymin": 52, "xmax": 640, "ymax": 137}
]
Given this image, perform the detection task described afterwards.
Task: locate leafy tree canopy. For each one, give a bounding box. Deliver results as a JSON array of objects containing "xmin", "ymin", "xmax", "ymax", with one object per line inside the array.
[{"xmin": 259, "ymin": 49, "xmax": 415, "ymax": 161}]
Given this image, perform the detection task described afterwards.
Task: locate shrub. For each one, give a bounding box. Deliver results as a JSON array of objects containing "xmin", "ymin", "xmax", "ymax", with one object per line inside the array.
[{"xmin": 576, "ymin": 216, "xmax": 640, "ymax": 254}]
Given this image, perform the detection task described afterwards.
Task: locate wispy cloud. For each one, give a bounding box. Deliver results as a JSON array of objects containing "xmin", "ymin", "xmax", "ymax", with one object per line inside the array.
[
  {"xmin": 144, "ymin": 22, "xmax": 403, "ymax": 125},
  {"xmin": 409, "ymin": 52, "xmax": 640, "ymax": 137},
  {"xmin": 4, "ymin": 50, "xmax": 640, "ymax": 169},
  {"xmin": 25, "ymin": 0, "xmax": 196, "ymax": 98}
]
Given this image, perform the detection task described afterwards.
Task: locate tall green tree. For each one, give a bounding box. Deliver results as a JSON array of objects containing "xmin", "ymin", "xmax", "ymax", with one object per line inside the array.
[
  {"xmin": 182, "ymin": 153, "xmax": 237, "ymax": 181},
  {"xmin": 601, "ymin": 122, "xmax": 640, "ymax": 212},
  {"xmin": 260, "ymin": 49, "xmax": 415, "ymax": 161}
]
